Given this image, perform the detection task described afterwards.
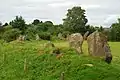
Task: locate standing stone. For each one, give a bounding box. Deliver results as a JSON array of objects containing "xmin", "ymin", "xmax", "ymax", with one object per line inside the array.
[
  {"xmin": 22, "ymin": 35, "xmax": 26, "ymax": 41},
  {"xmin": 87, "ymin": 31, "xmax": 112, "ymax": 63},
  {"xmin": 58, "ymin": 33, "xmax": 63, "ymax": 40},
  {"xmin": 104, "ymin": 43, "xmax": 112, "ymax": 64},
  {"xmin": 18, "ymin": 35, "xmax": 26, "ymax": 41},
  {"xmin": 36, "ymin": 34, "xmax": 40, "ymax": 40},
  {"xmin": 68, "ymin": 33, "xmax": 83, "ymax": 54},
  {"xmin": 18, "ymin": 35, "xmax": 23, "ymax": 41}
]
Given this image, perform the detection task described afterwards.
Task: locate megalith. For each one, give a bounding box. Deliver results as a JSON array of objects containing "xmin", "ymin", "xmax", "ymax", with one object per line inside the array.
[
  {"xmin": 36, "ymin": 34, "xmax": 40, "ymax": 40},
  {"xmin": 87, "ymin": 31, "xmax": 112, "ymax": 63},
  {"xmin": 68, "ymin": 33, "xmax": 83, "ymax": 54},
  {"xmin": 58, "ymin": 33, "xmax": 63, "ymax": 40},
  {"xmin": 18, "ymin": 35, "xmax": 26, "ymax": 41}
]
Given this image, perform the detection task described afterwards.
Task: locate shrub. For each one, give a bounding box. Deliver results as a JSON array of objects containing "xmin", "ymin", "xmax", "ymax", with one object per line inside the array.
[
  {"xmin": 39, "ymin": 32, "xmax": 51, "ymax": 40},
  {"xmin": 62, "ymin": 31, "xmax": 70, "ymax": 38},
  {"xmin": 51, "ymin": 36, "xmax": 59, "ymax": 41},
  {"xmin": 25, "ymin": 27, "xmax": 37, "ymax": 40},
  {"xmin": 3, "ymin": 29, "xmax": 21, "ymax": 42}
]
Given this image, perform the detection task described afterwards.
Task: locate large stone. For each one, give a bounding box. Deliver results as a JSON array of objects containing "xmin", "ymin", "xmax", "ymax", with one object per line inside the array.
[
  {"xmin": 87, "ymin": 31, "xmax": 112, "ymax": 63},
  {"xmin": 68, "ymin": 33, "xmax": 83, "ymax": 54}
]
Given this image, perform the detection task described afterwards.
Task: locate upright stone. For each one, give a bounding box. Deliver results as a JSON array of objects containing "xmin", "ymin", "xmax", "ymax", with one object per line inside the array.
[
  {"xmin": 68, "ymin": 33, "xmax": 83, "ymax": 54},
  {"xmin": 58, "ymin": 33, "xmax": 63, "ymax": 40},
  {"xmin": 36, "ymin": 34, "xmax": 40, "ymax": 40},
  {"xmin": 87, "ymin": 31, "xmax": 112, "ymax": 63},
  {"xmin": 18, "ymin": 35, "xmax": 26, "ymax": 41}
]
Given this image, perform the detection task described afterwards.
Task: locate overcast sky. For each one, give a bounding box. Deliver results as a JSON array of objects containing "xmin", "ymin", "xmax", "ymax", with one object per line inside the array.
[{"xmin": 0, "ymin": 0, "xmax": 120, "ymax": 27}]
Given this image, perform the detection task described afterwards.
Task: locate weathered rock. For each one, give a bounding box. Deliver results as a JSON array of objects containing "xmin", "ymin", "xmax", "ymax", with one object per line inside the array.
[
  {"xmin": 36, "ymin": 34, "xmax": 40, "ymax": 40},
  {"xmin": 68, "ymin": 33, "xmax": 83, "ymax": 54},
  {"xmin": 84, "ymin": 64, "xmax": 93, "ymax": 67},
  {"xmin": 18, "ymin": 35, "xmax": 26, "ymax": 41},
  {"xmin": 58, "ymin": 33, "xmax": 63, "ymax": 40},
  {"xmin": 87, "ymin": 31, "xmax": 112, "ymax": 63},
  {"xmin": 104, "ymin": 43, "xmax": 112, "ymax": 64}
]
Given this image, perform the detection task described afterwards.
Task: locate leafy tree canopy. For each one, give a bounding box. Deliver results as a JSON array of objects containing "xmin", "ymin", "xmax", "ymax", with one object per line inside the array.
[
  {"xmin": 10, "ymin": 16, "xmax": 26, "ymax": 34},
  {"xmin": 63, "ymin": 6, "xmax": 88, "ymax": 35}
]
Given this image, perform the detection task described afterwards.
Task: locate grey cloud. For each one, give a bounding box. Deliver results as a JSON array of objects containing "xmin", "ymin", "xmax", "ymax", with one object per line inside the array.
[{"xmin": 0, "ymin": 0, "xmax": 120, "ymax": 27}]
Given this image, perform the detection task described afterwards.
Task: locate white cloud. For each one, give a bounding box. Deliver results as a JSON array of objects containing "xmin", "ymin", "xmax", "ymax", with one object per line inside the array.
[
  {"xmin": 24, "ymin": 0, "xmax": 65, "ymax": 3},
  {"xmin": 81, "ymin": 4, "xmax": 101, "ymax": 9},
  {"xmin": 102, "ymin": 15, "xmax": 120, "ymax": 27},
  {"xmin": 0, "ymin": 0, "xmax": 120, "ymax": 27},
  {"xmin": 48, "ymin": 1, "xmax": 76, "ymax": 7},
  {"xmin": 104, "ymin": 15, "xmax": 119, "ymax": 23}
]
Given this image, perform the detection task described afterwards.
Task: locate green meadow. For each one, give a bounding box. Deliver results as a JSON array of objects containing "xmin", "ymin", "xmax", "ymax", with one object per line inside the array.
[{"xmin": 0, "ymin": 40, "xmax": 120, "ymax": 80}]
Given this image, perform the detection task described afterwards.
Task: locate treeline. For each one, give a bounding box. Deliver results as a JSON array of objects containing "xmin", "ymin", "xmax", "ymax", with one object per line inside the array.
[{"xmin": 0, "ymin": 6, "xmax": 120, "ymax": 42}]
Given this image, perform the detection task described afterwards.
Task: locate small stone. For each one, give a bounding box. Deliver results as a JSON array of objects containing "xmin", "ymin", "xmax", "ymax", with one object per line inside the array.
[{"xmin": 84, "ymin": 64, "xmax": 93, "ymax": 67}]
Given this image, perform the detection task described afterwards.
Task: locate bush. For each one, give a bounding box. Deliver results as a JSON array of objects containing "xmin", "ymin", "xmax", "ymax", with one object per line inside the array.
[
  {"xmin": 62, "ymin": 31, "xmax": 70, "ymax": 38},
  {"xmin": 10, "ymin": 16, "xmax": 26, "ymax": 34},
  {"xmin": 51, "ymin": 36, "xmax": 59, "ymax": 41},
  {"xmin": 39, "ymin": 32, "xmax": 51, "ymax": 40},
  {"xmin": 3, "ymin": 29, "xmax": 21, "ymax": 42},
  {"xmin": 25, "ymin": 27, "xmax": 37, "ymax": 40}
]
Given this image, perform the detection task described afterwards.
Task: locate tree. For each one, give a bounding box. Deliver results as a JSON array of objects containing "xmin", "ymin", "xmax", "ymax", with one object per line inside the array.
[
  {"xmin": 63, "ymin": 6, "xmax": 88, "ymax": 35},
  {"xmin": 0, "ymin": 22, "xmax": 2, "ymax": 29},
  {"xmin": 25, "ymin": 26, "xmax": 37, "ymax": 40},
  {"xmin": 32, "ymin": 19, "xmax": 41, "ymax": 25},
  {"xmin": 54, "ymin": 24, "xmax": 64, "ymax": 35},
  {"xmin": 0, "ymin": 22, "xmax": 2, "ymax": 26},
  {"xmin": 85, "ymin": 25, "xmax": 96, "ymax": 34},
  {"xmin": 110, "ymin": 18, "xmax": 120, "ymax": 41},
  {"xmin": 3, "ymin": 23, "xmax": 8, "ymax": 27},
  {"xmin": 11, "ymin": 16, "xmax": 26, "ymax": 34},
  {"xmin": 44, "ymin": 21, "xmax": 53, "ymax": 26},
  {"xmin": 3, "ymin": 29, "xmax": 21, "ymax": 42},
  {"xmin": 99, "ymin": 26, "xmax": 104, "ymax": 32}
]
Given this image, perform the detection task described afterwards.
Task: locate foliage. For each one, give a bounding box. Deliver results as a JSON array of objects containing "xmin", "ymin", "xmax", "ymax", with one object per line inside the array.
[
  {"xmin": 32, "ymin": 19, "xmax": 41, "ymax": 25},
  {"xmin": 44, "ymin": 21, "xmax": 53, "ymax": 26},
  {"xmin": 10, "ymin": 16, "xmax": 26, "ymax": 34},
  {"xmin": 0, "ymin": 25, "xmax": 13, "ymax": 39},
  {"xmin": 0, "ymin": 21, "xmax": 2, "ymax": 27},
  {"xmin": 39, "ymin": 32, "xmax": 51, "ymax": 40},
  {"xmin": 0, "ymin": 41, "xmax": 120, "ymax": 80},
  {"xmin": 110, "ymin": 18, "xmax": 120, "ymax": 41},
  {"xmin": 2, "ymin": 29, "xmax": 21, "ymax": 42},
  {"xmin": 99, "ymin": 26, "xmax": 104, "ymax": 32},
  {"xmin": 25, "ymin": 26, "xmax": 37, "ymax": 40},
  {"xmin": 3, "ymin": 23, "xmax": 8, "ymax": 27},
  {"xmin": 53, "ymin": 24, "xmax": 64, "ymax": 35},
  {"xmin": 85, "ymin": 25, "xmax": 96, "ymax": 35},
  {"xmin": 63, "ymin": 6, "xmax": 88, "ymax": 35},
  {"xmin": 0, "ymin": 6, "xmax": 120, "ymax": 42},
  {"xmin": 62, "ymin": 31, "xmax": 70, "ymax": 38}
]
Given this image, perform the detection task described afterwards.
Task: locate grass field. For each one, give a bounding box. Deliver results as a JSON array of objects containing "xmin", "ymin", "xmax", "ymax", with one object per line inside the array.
[{"xmin": 0, "ymin": 40, "xmax": 120, "ymax": 80}]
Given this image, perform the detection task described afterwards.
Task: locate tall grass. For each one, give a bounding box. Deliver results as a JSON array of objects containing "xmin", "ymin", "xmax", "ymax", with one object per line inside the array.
[{"xmin": 0, "ymin": 40, "xmax": 120, "ymax": 80}]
